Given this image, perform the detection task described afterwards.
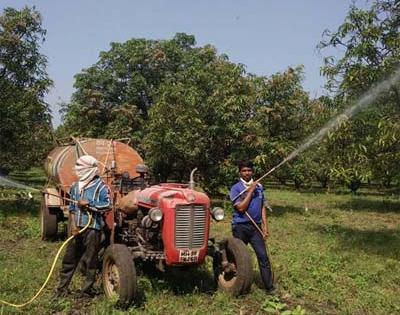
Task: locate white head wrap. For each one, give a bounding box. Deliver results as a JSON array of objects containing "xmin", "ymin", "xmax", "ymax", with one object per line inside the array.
[{"xmin": 75, "ymin": 155, "xmax": 99, "ymax": 192}]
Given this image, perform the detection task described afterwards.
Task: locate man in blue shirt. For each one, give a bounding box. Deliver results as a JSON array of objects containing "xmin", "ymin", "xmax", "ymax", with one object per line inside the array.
[
  {"xmin": 56, "ymin": 155, "xmax": 110, "ymax": 298},
  {"xmin": 230, "ymin": 160, "xmax": 275, "ymax": 293}
]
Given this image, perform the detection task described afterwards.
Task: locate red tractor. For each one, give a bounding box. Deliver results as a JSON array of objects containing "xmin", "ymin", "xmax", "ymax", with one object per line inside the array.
[{"xmin": 41, "ymin": 138, "xmax": 252, "ymax": 305}]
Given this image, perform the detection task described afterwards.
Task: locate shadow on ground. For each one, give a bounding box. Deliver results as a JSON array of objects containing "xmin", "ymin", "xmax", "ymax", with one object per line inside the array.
[
  {"xmin": 313, "ymin": 223, "xmax": 400, "ymax": 259},
  {"xmin": 139, "ymin": 262, "xmax": 217, "ymax": 296},
  {"xmin": 335, "ymin": 198, "xmax": 400, "ymax": 213},
  {"xmin": 269, "ymin": 204, "xmax": 307, "ymax": 217}
]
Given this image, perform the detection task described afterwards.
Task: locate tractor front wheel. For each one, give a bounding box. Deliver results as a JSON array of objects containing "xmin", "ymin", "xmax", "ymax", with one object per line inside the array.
[
  {"xmin": 102, "ymin": 244, "xmax": 137, "ymax": 307},
  {"xmin": 214, "ymin": 237, "xmax": 253, "ymax": 296}
]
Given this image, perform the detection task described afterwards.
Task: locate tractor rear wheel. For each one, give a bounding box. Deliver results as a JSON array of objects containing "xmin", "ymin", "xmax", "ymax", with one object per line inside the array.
[
  {"xmin": 102, "ymin": 244, "xmax": 137, "ymax": 307},
  {"xmin": 215, "ymin": 237, "xmax": 253, "ymax": 296},
  {"xmin": 40, "ymin": 198, "xmax": 58, "ymax": 240}
]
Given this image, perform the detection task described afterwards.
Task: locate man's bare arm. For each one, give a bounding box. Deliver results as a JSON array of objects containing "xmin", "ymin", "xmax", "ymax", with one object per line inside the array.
[{"xmin": 234, "ymin": 182, "xmax": 258, "ymax": 213}]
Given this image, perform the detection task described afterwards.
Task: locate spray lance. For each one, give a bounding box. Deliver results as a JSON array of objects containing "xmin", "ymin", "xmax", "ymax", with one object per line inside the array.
[
  {"xmin": 232, "ymin": 156, "xmax": 292, "ymax": 203},
  {"xmin": 232, "ymin": 67, "xmax": 400, "ymax": 285},
  {"xmin": 44, "ymin": 191, "xmax": 105, "ymax": 213},
  {"xmin": 233, "ymin": 112, "xmax": 367, "ymax": 233},
  {"xmin": 233, "ymin": 65, "xmax": 400, "ymax": 203}
]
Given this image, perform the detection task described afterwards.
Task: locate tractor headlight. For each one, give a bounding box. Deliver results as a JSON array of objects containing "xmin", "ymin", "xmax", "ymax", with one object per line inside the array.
[
  {"xmin": 211, "ymin": 207, "xmax": 225, "ymax": 221},
  {"xmin": 149, "ymin": 207, "xmax": 163, "ymax": 222}
]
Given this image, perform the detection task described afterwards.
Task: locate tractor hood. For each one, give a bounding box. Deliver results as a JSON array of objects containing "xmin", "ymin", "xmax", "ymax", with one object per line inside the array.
[{"xmin": 136, "ymin": 183, "xmax": 210, "ymax": 209}]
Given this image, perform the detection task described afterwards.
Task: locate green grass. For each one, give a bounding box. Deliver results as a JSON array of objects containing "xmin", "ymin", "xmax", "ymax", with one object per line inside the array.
[{"xmin": 0, "ymin": 172, "xmax": 399, "ymax": 314}]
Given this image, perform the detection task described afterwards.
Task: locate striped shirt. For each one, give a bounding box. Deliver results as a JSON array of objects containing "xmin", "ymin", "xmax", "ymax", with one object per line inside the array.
[{"xmin": 69, "ymin": 176, "xmax": 111, "ymax": 230}]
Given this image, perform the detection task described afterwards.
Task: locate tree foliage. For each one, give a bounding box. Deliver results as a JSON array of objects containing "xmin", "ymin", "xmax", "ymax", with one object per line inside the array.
[
  {"xmin": 319, "ymin": 0, "xmax": 400, "ymax": 96},
  {"xmin": 59, "ymin": 0, "xmax": 400, "ymax": 193},
  {"xmin": 60, "ymin": 31, "xmax": 325, "ymax": 192},
  {"xmin": 60, "ymin": 33, "xmax": 197, "ymax": 146},
  {"xmin": 251, "ymin": 67, "xmax": 316, "ymax": 187},
  {"xmin": 60, "ymin": 34, "xmax": 257, "ymax": 192},
  {"xmin": 143, "ymin": 47, "xmax": 254, "ymax": 192},
  {"xmin": 319, "ymin": 0, "xmax": 400, "ymax": 191},
  {"xmin": 0, "ymin": 6, "xmax": 53, "ymax": 173}
]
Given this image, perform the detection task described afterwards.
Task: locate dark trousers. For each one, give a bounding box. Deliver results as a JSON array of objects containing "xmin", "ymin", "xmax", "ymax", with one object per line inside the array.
[
  {"xmin": 57, "ymin": 228, "xmax": 101, "ymax": 293},
  {"xmin": 232, "ymin": 223, "xmax": 274, "ymax": 290}
]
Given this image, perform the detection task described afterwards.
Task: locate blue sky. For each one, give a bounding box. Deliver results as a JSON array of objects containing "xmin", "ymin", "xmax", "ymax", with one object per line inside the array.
[{"xmin": 2, "ymin": 0, "xmax": 369, "ymax": 127}]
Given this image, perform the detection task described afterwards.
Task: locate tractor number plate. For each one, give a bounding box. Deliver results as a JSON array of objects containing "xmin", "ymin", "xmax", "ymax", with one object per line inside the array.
[{"xmin": 179, "ymin": 250, "xmax": 199, "ymax": 263}]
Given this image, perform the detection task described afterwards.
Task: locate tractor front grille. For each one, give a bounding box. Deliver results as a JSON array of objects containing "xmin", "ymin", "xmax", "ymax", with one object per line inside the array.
[{"xmin": 175, "ymin": 205, "xmax": 206, "ymax": 249}]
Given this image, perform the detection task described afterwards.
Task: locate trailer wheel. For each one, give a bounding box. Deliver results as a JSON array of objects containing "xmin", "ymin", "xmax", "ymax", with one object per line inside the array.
[
  {"xmin": 102, "ymin": 244, "xmax": 137, "ymax": 307},
  {"xmin": 40, "ymin": 198, "xmax": 58, "ymax": 240},
  {"xmin": 215, "ymin": 237, "xmax": 253, "ymax": 296}
]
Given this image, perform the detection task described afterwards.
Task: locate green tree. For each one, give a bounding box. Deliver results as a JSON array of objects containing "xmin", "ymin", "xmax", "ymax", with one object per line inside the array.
[
  {"xmin": 306, "ymin": 96, "xmax": 337, "ymax": 188},
  {"xmin": 60, "ymin": 34, "xmax": 323, "ymax": 192},
  {"xmin": 61, "ymin": 33, "xmax": 257, "ymax": 192},
  {"xmin": 320, "ymin": 0, "xmax": 399, "ymax": 97},
  {"xmin": 319, "ymin": 0, "xmax": 400, "ymax": 191},
  {"xmin": 327, "ymin": 115, "xmax": 373, "ymax": 192},
  {"xmin": 0, "ymin": 6, "xmax": 53, "ymax": 173},
  {"xmin": 368, "ymin": 116, "xmax": 400, "ymax": 187},
  {"xmin": 251, "ymin": 67, "xmax": 315, "ymax": 188},
  {"xmin": 143, "ymin": 45, "xmax": 254, "ymax": 193},
  {"xmin": 60, "ymin": 33, "xmax": 197, "ymax": 148}
]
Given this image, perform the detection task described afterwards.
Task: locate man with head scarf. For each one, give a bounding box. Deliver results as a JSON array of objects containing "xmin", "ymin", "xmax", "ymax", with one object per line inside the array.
[{"xmin": 55, "ymin": 155, "xmax": 111, "ymax": 298}]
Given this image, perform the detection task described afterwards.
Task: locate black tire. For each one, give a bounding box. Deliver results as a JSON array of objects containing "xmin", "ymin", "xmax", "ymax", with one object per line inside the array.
[
  {"xmin": 215, "ymin": 237, "xmax": 253, "ymax": 296},
  {"xmin": 102, "ymin": 244, "xmax": 137, "ymax": 307},
  {"xmin": 40, "ymin": 198, "xmax": 58, "ymax": 240}
]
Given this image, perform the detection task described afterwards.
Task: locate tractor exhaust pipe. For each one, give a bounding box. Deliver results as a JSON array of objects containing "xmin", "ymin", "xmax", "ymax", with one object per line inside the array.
[{"xmin": 189, "ymin": 168, "xmax": 198, "ymax": 190}]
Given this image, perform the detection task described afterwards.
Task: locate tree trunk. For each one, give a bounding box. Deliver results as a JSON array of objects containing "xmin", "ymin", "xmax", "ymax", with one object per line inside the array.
[{"xmin": 348, "ymin": 180, "xmax": 361, "ymax": 194}]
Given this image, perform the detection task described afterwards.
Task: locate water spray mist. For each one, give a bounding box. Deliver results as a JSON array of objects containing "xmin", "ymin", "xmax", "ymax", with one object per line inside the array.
[{"xmin": 233, "ymin": 67, "xmax": 400, "ymax": 201}]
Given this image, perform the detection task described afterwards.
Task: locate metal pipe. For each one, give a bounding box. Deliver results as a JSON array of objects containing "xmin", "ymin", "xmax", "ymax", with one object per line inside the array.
[
  {"xmin": 43, "ymin": 191, "xmax": 76, "ymax": 204},
  {"xmin": 189, "ymin": 167, "xmax": 198, "ymax": 190},
  {"xmin": 244, "ymin": 211, "xmax": 275, "ymax": 283},
  {"xmin": 42, "ymin": 191, "xmax": 102, "ymax": 213},
  {"xmin": 232, "ymin": 157, "xmax": 291, "ymax": 202}
]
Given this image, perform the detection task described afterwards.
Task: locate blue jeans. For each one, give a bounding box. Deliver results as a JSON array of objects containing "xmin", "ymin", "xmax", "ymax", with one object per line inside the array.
[{"xmin": 232, "ymin": 223, "xmax": 274, "ymax": 290}]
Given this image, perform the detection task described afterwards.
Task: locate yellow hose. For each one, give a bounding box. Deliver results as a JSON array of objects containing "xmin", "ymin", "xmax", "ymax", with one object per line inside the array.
[{"xmin": 0, "ymin": 213, "xmax": 92, "ymax": 308}]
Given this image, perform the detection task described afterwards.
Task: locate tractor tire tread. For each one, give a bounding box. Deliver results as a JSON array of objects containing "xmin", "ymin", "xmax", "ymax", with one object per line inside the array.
[{"xmin": 102, "ymin": 244, "xmax": 137, "ymax": 307}]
